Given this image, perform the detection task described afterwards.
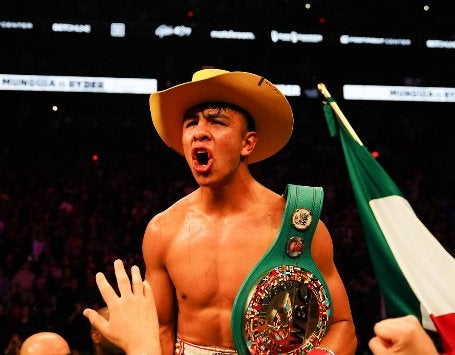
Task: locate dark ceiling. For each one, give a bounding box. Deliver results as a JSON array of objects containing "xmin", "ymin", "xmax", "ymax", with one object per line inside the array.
[
  {"xmin": 2, "ymin": 0, "xmax": 455, "ymax": 35},
  {"xmin": 1, "ymin": 0, "xmax": 454, "ymax": 85},
  {"xmin": 1, "ymin": 0, "xmax": 454, "ymax": 167}
]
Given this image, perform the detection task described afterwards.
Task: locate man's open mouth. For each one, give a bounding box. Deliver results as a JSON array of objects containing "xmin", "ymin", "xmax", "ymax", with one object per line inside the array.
[{"xmin": 195, "ymin": 149, "xmax": 209, "ymax": 165}]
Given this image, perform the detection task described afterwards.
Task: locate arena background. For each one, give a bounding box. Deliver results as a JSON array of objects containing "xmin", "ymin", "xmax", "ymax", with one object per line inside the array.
[{"xmin": 1, "ymin": 1, "xmax": 454, "ymax": 354}]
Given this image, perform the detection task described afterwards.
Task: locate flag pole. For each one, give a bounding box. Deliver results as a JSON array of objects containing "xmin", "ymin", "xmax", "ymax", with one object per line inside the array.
[{"xmin": 317, "ymin": 83, "xmax": 364, "ymax": 146}]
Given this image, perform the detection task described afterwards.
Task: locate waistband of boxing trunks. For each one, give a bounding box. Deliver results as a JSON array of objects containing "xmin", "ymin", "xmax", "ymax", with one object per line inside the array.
[{"xmin": 175, "ymin": 338, "xmax": 237, "ymax": 355}]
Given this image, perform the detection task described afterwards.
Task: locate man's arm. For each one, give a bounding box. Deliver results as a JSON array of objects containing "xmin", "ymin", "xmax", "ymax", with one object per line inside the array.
[
  {"xmin": 143, "ymin": 216, "xmax": 177, "ymax": 355},
  {"xmin": 310, "ymin": 220, "xmax": 358, "ymax": 355}
]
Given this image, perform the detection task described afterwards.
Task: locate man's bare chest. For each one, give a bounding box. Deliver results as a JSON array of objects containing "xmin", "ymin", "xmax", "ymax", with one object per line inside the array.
[{"xmin": 166, "ymin": 217, "xmax": 279, "ymax": 301}]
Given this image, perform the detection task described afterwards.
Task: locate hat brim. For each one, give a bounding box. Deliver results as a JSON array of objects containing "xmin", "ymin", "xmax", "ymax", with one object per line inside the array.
[{"xmin": 149, "ymin": 71, "xmax": 294, "ymax": 164}]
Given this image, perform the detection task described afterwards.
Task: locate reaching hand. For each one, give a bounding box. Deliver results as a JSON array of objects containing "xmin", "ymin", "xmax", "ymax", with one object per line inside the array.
[
  {"xmin": 83, "ymin": 259, "xmax": 161, "ymax": 355},
  {"xmin": 368, "ymin": 315, "xmax": 439, "ymax": 355}
]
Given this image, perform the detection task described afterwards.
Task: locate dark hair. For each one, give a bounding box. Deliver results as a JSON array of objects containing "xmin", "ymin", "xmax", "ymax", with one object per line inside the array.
[{"xmin": 184, "ymin": 102, "xmax": 256, "ymax": 131}]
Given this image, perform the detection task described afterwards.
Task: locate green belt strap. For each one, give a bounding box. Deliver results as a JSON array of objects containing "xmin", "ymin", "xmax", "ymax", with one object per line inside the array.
[{"xmin": 231, "ymin": 184, "xmax": 332, "ymax": 354}]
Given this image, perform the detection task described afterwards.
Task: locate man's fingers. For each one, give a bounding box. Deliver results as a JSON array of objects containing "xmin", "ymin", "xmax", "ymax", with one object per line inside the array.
[
  {"xmin": 368, "ymin": 336, "xmax": 381, "ymax": 353},
  {"xmin": 373, "ymin": 316, "xmax": 417, "ymax": 342},
  {"xmin": 114, "ymin": 259, "xmax": 132, "ymax": 296},
  {"xmin": 93, "ymin": 260, "xmax": 146, "ymax": 303},
  {"xmin": 131, "ymin": 265, "xmax": 144, "ymax": 295},
  {"xmin": 143, "ymin": 280, "xmax": 153, "ymax": 300},
  {"xmin": 369, "ymin": 334, "xmax": 393, "ymax": 354},
  {"xmin": 83, "ymin": 308, "xmax": 109, "ymax": 334},
  {"xmin": 95, "ymin": 271, "xmax": 118, "ymax": 304}
]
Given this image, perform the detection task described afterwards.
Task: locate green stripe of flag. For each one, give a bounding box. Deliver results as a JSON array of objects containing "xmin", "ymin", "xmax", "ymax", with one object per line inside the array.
[{"xmin": 333, "ymin": 109, "xmax": 421, "ymax": 321}]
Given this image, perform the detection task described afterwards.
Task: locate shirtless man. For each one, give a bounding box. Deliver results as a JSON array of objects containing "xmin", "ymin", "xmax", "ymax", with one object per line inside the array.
[
  {"xmin": 144, "ymin": 68, "xmax": 357, "ymax": 354},
  {"xmin": 84, "ymin": 262, "xmax": 439, "ymax": 355}
]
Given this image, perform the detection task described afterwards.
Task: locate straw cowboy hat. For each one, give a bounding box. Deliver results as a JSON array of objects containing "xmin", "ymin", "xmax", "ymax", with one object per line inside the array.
[{"xmin": 149, "ymin": 68, "xmax": 294, "ymax": 164}]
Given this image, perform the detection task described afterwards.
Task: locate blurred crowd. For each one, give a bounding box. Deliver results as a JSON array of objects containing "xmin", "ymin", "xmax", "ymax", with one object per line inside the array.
[{"xmin": 1, "ymin": 101, "xmax": 454, "ymax": 355}]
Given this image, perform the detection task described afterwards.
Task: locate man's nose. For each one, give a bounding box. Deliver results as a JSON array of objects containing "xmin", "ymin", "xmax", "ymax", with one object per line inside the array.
[{"xmin": 193, "ymin": 121, "xmax": 210, "ymax": 141}]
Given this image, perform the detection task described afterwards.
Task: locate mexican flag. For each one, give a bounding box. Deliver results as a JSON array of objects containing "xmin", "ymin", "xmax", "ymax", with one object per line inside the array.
[{"xmin": 322, "ymin": 95, "xmax": 455, "ymax": 354}]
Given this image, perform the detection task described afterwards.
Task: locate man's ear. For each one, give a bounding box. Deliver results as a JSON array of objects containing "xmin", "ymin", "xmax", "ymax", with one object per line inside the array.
[
  {"xmin": 241, "ymin": 131, "xmax": 258, "ymax": 158},
  {"xmin": 91, "ymin": 330, "xmax": 102, "ymax": 345}
]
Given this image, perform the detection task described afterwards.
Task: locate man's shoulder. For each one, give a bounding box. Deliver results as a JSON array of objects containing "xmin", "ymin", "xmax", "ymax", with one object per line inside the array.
[
  {"xmin": 148, "ymin": 192, "xmax": 195, "ymax": 228},
  {"xmin": 143, "ymin": 192, "xmax": 196, "ymax": 249},
  {"xmin": 163, "ymin": 191, "xmax": 195, "ymax": 215}
]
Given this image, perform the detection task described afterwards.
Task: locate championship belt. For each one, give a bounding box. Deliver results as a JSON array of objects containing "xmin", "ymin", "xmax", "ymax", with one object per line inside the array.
[{"xmin": 232, "ymin": 184, "xmax": 332, "ymax": 355}]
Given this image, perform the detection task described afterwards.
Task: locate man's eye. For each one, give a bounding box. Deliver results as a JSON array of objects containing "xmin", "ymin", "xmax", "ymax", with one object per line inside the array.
[{"xmin": 184, "ymin": 120, "xmax": 197, "ymax": 128}]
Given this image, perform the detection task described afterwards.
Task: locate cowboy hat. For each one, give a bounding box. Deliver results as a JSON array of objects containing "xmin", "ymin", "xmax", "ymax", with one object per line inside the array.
[{"xmin": 149, "ymin": 68, "xmax": 294, "ymax": 163}]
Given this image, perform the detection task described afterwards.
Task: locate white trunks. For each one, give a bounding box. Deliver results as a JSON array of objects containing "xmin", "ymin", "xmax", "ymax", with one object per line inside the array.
[{"xmin": 175, "ymin": 338, "xmax": 238, "ymax": 355}]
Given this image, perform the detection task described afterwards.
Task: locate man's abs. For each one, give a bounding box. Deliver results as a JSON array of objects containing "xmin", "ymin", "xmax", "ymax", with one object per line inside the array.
[{"xmin": 176, "ymin": 305, "xmax": 235, "ymax": 349}]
